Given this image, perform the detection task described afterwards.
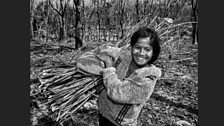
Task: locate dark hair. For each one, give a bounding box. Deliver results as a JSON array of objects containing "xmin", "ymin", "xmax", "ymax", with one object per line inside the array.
[{"xmin": 130, "ymin": 27, "xmax": 161, "ymax": 64}]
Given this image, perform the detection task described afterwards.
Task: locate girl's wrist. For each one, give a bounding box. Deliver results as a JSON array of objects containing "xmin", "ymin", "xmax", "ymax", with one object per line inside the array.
[{"xmin": 102, "ymin": 67, "xmax": 116, "ymax": 73}]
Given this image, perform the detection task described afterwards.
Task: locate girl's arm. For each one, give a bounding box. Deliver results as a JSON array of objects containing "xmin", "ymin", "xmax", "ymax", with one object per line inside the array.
[
  {"xmin": 102, "ymin": 67, "xmax": 161, "ymax": 104},
  {"xmin": 76, "ymin": 44, "xmax": 121, "ymax": 75}
]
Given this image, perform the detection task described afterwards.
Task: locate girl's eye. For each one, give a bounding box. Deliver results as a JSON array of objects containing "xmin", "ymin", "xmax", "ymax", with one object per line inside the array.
[
  {"xmin": 145, "ymin": 48, "xmax": 152, "ymax": 52},
  {"xmin": 134, "ymin": 46, "xmax": 141, "ymax": 50}
]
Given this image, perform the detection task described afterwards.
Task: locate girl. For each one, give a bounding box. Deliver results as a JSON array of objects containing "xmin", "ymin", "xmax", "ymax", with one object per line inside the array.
[{"xmin": 96, "ymin": 27, "xmax": 162, "ymax": 126}]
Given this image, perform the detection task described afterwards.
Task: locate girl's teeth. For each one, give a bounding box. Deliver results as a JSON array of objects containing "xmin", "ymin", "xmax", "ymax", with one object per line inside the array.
[{"xmin": 137, "ymin": 57, "xmax": 144, "ymax": 60}]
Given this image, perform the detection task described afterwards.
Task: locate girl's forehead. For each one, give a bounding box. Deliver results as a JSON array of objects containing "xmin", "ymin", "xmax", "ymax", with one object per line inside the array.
[{"xmin": 135, "ymin": 37, "xmax": 152, "ymax": 46}]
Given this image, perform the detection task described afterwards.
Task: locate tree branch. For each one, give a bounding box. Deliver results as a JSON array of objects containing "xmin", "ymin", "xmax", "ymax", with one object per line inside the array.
[{"xmin": 49, "ymin": 0, "xmax": 62, "ymax": 16}]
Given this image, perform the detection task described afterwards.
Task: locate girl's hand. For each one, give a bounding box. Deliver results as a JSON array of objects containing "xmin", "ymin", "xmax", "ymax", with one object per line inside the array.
[{"xmin": 96, "ymin": 53, "xmax": 114, "ymax": 68}]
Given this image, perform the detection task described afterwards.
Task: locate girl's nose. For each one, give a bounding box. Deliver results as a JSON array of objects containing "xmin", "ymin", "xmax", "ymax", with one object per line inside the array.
[{"xmin": 139, "ymin": 49, "xmax": 145, "ymax": 55}]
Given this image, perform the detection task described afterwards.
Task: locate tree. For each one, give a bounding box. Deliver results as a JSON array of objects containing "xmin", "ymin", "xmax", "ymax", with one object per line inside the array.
[
  {"xmin": 33, "ymin": 1, "xmax": 48, "ymax": 39},
  {"xmin": 191, "ymin": 0, "xmax": 198, "ymax": 44},
  {"xmin": 30, "ymin": 0, "xmax": 35, "ymax": 39},
  {"xmin": 46, "ymin": 0, "xmax": 50, "ymax": 41},
  {"xmin": 49, "ymin": 0, "xmax": 70, "ymax": 41},
  {"xmin": 81, "ymin": 0, "xmax": 85, "ymax": 39},
  {"xmin": 96, "ymin": 0, "xmax": 101, "ymax": 41},
  {"xmin": 119, "ymin": 0, "xmax": 125, "ymax": 38},
  {"xmin": 74, "ymin": 0, "xmax": 83, "ymax": 49},
  {"xmin": 135, "ymin": 0, "xmax": 140, "ymax": 23}
]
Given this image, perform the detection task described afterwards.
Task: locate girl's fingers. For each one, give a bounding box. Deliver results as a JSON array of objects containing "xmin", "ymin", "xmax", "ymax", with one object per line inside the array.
[
  {"xmin": 99, "ymin": 61, "xmax": 105, "ymax": 68},
  {"xmin": 96, "ymin": 53, "xmax": 114, "ymax": 68},
  {"xmin": 96, "ymin": 54, "xmax": 111, "ymax": 62}
]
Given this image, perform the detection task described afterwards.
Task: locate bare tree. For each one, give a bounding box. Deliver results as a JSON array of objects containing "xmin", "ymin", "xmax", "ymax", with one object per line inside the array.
[
  {"xmin": 96, "ymin": 0, "xmax": 101, "ymax": 41},
  {"xmin": 191, "ymin": 0, "xmax": 198, "ymax": 44},
  {"xmin": 135, "ymin": 0, "xmax": 140, "ymax": 23},
  {"xmin": 74, "ymin": 0, "xmax": 83, "ymax": 49},
  {"xmin": 49, "ymin": 0, "xmax": 70, "ymax": 41},
  {"xmin": 30, "ymin": 0, "xmax": 34, "ymax": 39},
  {"xmin": 119, "ymin": 0, "xmax": 125, "ymax": 38},
  {"xmin": 81, "ymin": 0, "xmax": 85, "ymax": 40},
  {"xmin": 46, "ymin": 0, "xmax": 50, "ymax": 41}
]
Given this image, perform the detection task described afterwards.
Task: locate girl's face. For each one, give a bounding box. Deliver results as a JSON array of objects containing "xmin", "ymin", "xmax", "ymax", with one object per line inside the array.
[{"xmin": 131, "ymin": 37, "xmax": 153, "ymax": 66}]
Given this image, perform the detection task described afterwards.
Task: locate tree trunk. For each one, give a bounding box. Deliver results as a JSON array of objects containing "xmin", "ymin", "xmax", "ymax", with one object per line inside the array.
[
  {"xmin": 49, "ymin": 0, "xmax": 68, "ymax": 41},
  {"xmin": 59, "ymin": 17, "xmax": 65, "ymax": 41},
  {"xmin": 46, "ymin": 0, "xmax": 49, "ymax": 41},
  {"xmin": 81, "ymin": 0, "xmax": 85, "ymax": 40},
  {"xmin": 191, "ymin": 0, "xmax": 198, "ymax": 44},
  {"xmin": 119, "ymin": 0, "xmax": 124, "ymax": 38},
  {"xmin": 30, "ymin": 0, "xmax": 34, "ymax": 39},
  {"xmin": 96, "ymin": 0, "xmax": 100, "ymax": 42},
  {"xmin": 136, "ymin": 0, "xmax": 140, "ymax": 23},
  {"xmin": 74, "ymin": 0, "xmax": 82, "ymax": 49},
  {"xmin": 62, "ymin": 17, "xmax": 66, "ymax": 39},
  {"xmin": 30, "ymin": 14, "xmax": 34, "ymax": 39}
]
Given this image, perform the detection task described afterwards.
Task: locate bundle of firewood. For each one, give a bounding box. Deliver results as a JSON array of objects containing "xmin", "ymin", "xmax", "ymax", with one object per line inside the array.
[{"xmin": 37, "ymin": 16, "xmax": 194, "ymax": 124}]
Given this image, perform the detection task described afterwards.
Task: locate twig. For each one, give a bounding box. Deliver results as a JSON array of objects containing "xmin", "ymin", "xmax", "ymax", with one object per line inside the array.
[
  {"xmin": 157, "ymin": 22, "xmax": 197, "ymax": 32},
  {"xmin": 149, "ymin": 16, "xmax": 158, "ymax": 27},
  {"xmin": 170, "ymin": 58, "xmax": 193, "ymax": 62},
  {"xmin": 172, "ymin": 52, "xmax": 192, "ymax": 55},
  {"xmin": 161, "ymin": 37, "xmax": 174, "ymax": 47}
]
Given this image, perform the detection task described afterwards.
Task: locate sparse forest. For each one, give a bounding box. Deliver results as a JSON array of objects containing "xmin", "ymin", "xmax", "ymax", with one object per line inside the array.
[{"xmin": 30, "ymin": 0, "xmax": 198, "ymax": 126}]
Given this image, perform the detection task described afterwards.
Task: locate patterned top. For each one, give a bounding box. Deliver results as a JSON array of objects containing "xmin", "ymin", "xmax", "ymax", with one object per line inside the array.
[{"xmin": 97, "ymin": 45, "xmax": 162, "ymax": 126}]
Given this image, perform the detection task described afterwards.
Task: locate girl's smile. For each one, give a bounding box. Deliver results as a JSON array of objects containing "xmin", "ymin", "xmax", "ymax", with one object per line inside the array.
[{"xmin": 131, "ymin": 37, "xmax": 153, "ymax": 66}]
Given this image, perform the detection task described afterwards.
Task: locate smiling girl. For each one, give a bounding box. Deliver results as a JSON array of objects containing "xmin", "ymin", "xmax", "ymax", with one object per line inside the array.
[{"xmin": 96, "ymin": 27, "xmax": 162, "ymax": 126}]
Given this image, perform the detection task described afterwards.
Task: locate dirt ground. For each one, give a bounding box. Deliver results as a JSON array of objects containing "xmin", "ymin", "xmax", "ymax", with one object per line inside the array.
[{"xmin": 30, "ymin": 38, "xmax": 198, "ymax": 126}]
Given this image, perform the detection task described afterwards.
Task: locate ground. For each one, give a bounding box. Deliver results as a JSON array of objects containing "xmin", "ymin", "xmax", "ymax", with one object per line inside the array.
[{"xmin": 30, "ymin": 38, "xmax": 198, "ymax": 126}]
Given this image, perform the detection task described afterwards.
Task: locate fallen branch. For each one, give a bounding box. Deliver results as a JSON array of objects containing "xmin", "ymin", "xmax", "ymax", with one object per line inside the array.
[
  {"xmin": 157, "ymin": 22, "xmax": 197, "ymax": 34},
  {"xmin": 172, "ymin": 52, "xmax": 192, "ymax": 55},
  {"xmin": 170, "ymin": 58, "xmax": 194, "ymax": 62},
  {"xmin": 30, "ymin": 43, "xmax": 77, "ymax": 51}
]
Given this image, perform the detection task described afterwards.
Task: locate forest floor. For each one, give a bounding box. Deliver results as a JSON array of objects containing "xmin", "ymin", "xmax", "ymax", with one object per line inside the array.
[{"xmin": 30, "ymin": 37, "xmax": 198, "ymax": 126}]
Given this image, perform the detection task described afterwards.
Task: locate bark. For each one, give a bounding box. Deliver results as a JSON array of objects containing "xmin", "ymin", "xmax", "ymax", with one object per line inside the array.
[
  {"xmin": 30, "ymin": 0, "xmax": 34, "ymax": 39},
  {"xmin": 74, "ymin": 0, "xmax": 82, "ymax": 49},
  {"xmin": 49, "ymin": 0, "xmax": 69, "ymax": 41},
  {"xmin": 191, "ymin": 0, "xmax": 198, "ymax": 44},
  {"xmin": 46, "ymin": 0, "xmax": 49, "ymax": 41},
  {"xmin": 81, "ymin": 0, "xmax": 85, "ymax": 40},
  {"xmin": 135, "ymin": 0, "xmax": 140, "ymax": 23},
  {"xmin": 59, "ymin": 17, "xmax": 66, "ymax": 40},
  {"xmin": 96, "ymin": 0, "xmax": 100, "ymax": 41},
  {"xmin": 119, "ymin": 0, "xmax": 124, "ymax": 38}
]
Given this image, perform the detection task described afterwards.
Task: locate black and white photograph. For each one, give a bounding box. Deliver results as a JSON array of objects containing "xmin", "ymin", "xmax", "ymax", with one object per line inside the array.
[{"xmin": 30, "ymin": 0, "xmax": 198, "ymax": 126}]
